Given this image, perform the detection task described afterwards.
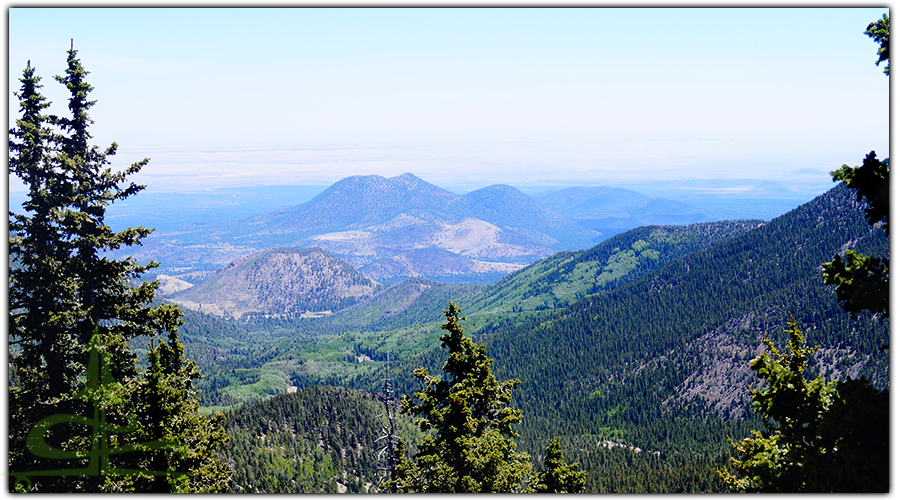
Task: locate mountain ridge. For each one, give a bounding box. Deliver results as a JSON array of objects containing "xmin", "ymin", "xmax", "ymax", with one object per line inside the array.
[
  {"xmin": 112, "ymin": 173, "xmax": 788, "ymax": 285},
  {"xmin": 474, "ymin": 184, "xmax": 887, "ymax": 447}
]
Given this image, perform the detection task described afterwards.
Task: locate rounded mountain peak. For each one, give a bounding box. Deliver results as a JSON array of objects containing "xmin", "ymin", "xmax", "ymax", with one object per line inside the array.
[{"xmin": 259, "ymin": 173, "xmax": 460, "ymax": 233}]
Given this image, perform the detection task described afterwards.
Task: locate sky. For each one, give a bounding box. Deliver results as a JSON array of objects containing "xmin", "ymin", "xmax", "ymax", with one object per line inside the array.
[{"xmin": 8, "ymin": 7, "xmax": 891, "ymax": 194}]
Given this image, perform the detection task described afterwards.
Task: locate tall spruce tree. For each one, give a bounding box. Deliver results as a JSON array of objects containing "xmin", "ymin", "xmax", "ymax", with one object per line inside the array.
[
  {"xmin": 9, "ymin": 46, "xmax": 230, "ymax": 492},
  {"xmin": 8, "ymin": 58, "xmax": 84, "ymax": 490},
  {"xmin": 528, "ymin": 437, "xmax": 586, "ymax": 493},
  {"xmin": 386, "ymin": 302, "xmax": 532, "ymax": 493}
]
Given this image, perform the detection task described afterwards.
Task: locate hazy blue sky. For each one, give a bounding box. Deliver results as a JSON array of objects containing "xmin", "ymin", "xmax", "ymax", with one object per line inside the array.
[{"xmin": 8, "ymin": 7, "xmax": 890, "ymax": 193}]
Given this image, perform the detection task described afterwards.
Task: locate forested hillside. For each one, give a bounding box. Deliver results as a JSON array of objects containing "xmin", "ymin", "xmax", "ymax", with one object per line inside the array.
[
  {"xmin": 495, "ymin": 185, "xmax": 887, "ymax": 490},
  {"xmin": 462, "ymin": 220, "xmax": 762, "ymax": 315},
  {"xmin": 218, "ymin": 386, "xmax": 416, "ymax": 493},
  {"xmin": 380, "ymin": 184, "xmax": 887, "ymax": 492}
]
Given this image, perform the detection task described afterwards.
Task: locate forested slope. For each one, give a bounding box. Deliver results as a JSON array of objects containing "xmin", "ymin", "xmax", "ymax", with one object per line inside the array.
[
  {"xmin": 218, "ymin": 386, "xmax": 414, "ymax": 493},
  {"xmin": 385, "ymin": 184, "xmax": 887, "ymax": 492},
  {"xmin": 327, "ymin": 220, "xmax": 762, "ymax": 332},
  {"xmin": 178, "ymin": 221, "xmax": 762, "ymax": 410},
  {"xmin": 462, "ymin": 220, "xmax": 762, "ymax": 315}
]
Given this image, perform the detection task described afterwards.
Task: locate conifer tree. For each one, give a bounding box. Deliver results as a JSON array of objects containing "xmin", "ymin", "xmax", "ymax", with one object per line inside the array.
[
  {"xmin": 823, "ymin": 151, "xmax": 889, "ymax": 319},
  {"xmin": 717, "ymin": 316, "xmax": 888, "ymax": 492},
  {"xmin": 388, "ymin": 302, "xmax": 532, "ymax": 493},
  {"xmin": 529, "ymin": 438, "xmax": 586, "ymax": 493},
  {"xmin": 8, "ymin": 58, "xmax": 84, "ymax": 488},
  {"xmin": 98, "ymin": 330, "xmax": 232, "ymax": 492},
  {"xmin": 866, "ymin": 14, "xmax": 889, "ymax": 75},
  {"xmin": 823, "ymin": 16, "xmax": 890, "ymax": 321},
  {"xmin": 9, "ymin": 46, "xmax": 230, "ymax": 493}
]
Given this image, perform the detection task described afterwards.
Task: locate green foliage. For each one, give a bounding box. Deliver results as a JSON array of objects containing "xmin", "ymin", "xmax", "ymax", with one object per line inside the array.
[
  {"xmin": 387, "ymin": 303, "xmax": 532, "ymax": 492},
  {"xmin": 718, "ymin": 316, "xmax": 831, "ymax": 492},
  {"xmin": 865, "ymin": 14, "xmax": 889, "ymax": 75},
  {"xmin": 830, "ymin": 152, "xmax": 889, "ymax": 234},
  {"xmin": 465, "ymin": 221, "xmax": 760, "ymax": 315},
  {"xmin": 99, "ymin": 331, "xmax": 232, "ymax": 492},
  {"xmin": 718, "ymin": 317, "xmax": 888, "ymax": 492},
  {"xmin": 824, "ymin": 152, "xmax": 889, "ymax": 319},
  {"xmin": 529, "ymin": 438, "xmax": 585, "ymax": 493},
  {"xmin": 8, "ymin": 47, "xmax": 229, "ymax": 492},
  {"xmin": 823, "ymin": 17, "xmax": 890, "ymax": 321},
  {"xmin": 822, "ymin": 249, "xmax": 889, "ymax": 318},
  {"xmin": 218, "ymin": 386, "xmax": 414, "ymax": 493}
]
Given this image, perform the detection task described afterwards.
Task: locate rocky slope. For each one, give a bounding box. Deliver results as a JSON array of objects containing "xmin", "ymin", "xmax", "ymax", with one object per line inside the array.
[{"xmin": 169, "ymin": 247, "xmax": 382, "ymax": 319}]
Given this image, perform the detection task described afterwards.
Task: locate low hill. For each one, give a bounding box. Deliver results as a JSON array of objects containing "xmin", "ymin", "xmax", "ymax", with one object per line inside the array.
[
  {"xmin": 170, "ymin": 247, "xmax": 382, "ymax": 319},
  {"xmin": 576, "ymin": 198, "xmax": 718, "ymax": 239},
  {"xmin": 331, "ymin": 277, "xmax": 477, "ymax": 330},
  {"xmin": 539, "ymin": 186, "xmax": 650, "ymax": 217},
  {"xmin": 743, "ymin": 180, "xmax": 803, "ymax": 198},
  {"xmin": 154, "ymin": 274, "xmax": 195, "ymax": 295},
  {"xmin": 458, "ymin": 184, "xmax": 594, "ymax": 248}
]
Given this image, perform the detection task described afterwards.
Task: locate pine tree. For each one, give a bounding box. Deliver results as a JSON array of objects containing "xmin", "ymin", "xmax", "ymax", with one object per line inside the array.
[
  {"xmin": 388, "ymin": 302, "xmax": 532, "ymax": 493},
  {"xmin": 529, "ymin": 438, "xmax": 586, "ymax": 493},
  {"xmin": 823, "ymin": 16, "xmax": 890, "ymax": 322},
  {"xmin": 717, "ymin": 316, "xmax": 888, "ymax": 492},
  {"xmin": 865, "ymin": 14, "xmax": 889, "ymax": 75},
  {"xmin": 8, "ymin": 46, "xmax": 231, "ymax": 493},
  {"xmin": 97, "ymin": 330, "xmax": 232, "ymax": 492}
]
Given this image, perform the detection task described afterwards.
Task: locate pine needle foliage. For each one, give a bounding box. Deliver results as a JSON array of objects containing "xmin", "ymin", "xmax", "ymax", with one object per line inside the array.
[
  {"xmin": 8, "ymin": 46, "xmax": 230, "ymax": 493},
  {"xmin": 824, "ymin": 16, "xmax": 890, "ymax": 322},
  {"xmin": 718, "ymin": 316, "xmax": 888, "ymax": 492},
  {"xmin": 388, "ymin": 302, "xmax": 533, "ymax": 493},
  {"xmin": 528, "ymin": 437, "xmax": 586, "ymax": 493}
]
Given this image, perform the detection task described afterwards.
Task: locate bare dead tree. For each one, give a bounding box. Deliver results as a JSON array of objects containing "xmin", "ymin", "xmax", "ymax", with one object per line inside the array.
[{"xmin": 376, "ymin": 352, "xmax": 400, "ymax": 493}]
